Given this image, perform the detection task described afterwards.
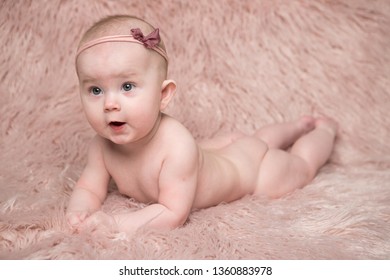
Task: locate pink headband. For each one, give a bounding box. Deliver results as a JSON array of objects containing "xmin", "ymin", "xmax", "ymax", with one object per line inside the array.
[{"xmin": 76, "ymin": 28, "xmax": 168, "ymax": 63}]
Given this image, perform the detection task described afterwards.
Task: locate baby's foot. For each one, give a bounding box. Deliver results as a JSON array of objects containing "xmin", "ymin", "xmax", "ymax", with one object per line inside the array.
[
  {"xmin": 315, "ymin": 116, "xmax": 338, "ymax": 137},
  {"xmin": 297, "ymin": 115, "xmax": 316, "ymax": 134}
]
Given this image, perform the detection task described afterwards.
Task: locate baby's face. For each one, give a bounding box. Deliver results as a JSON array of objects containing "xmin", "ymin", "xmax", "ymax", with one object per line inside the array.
[{"xmin": 76, "ymin": 42, "xmax": 166, "ymax": 145}]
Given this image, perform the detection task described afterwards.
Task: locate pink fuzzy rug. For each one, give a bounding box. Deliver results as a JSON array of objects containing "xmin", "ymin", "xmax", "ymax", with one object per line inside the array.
[{"xmin": 1, "ymin": 0, "xmax": 389, "ymax": 259}]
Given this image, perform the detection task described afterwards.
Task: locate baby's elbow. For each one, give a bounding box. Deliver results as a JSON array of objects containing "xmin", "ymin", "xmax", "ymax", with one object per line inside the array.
[{"xmin": 165, "ymin": 212, "xmax": 188, "ymax": 230}]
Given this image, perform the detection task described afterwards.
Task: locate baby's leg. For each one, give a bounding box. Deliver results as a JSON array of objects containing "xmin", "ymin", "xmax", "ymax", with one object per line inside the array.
[
  {"xmin": 255, "ymin": 116, "xmax": 316, "ymax": 149},
  {"xmin": 200, "ymin": 116, "xmax": 315, "ymax": 150},
  {"xmin": 254, "ymin": 117, "xmax": 337, "ymax": 198}
]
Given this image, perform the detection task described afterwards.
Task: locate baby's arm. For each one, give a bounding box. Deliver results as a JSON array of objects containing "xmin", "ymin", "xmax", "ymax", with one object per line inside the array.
[
  {"xmin": 66, "ymin": 136, "xmax": 110, "ymax": 228},
  {"xmin": 113, "ymin": 140, "xmax": 199, "ymax": 234}
]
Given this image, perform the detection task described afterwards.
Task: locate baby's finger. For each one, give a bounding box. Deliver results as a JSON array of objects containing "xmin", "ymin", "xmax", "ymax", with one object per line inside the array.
[{"xmin": 66, "ymin": 212, "xmax": 88, "ymax": 228}]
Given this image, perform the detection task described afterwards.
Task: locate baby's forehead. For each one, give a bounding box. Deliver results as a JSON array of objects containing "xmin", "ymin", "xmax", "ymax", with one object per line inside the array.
[{"xmin": 76, "ymin": 39, "xmax": 166, "ymax": 79}]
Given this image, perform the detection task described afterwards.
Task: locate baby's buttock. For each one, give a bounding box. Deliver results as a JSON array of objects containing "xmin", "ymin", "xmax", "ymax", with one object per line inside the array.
[
  {"xmin": 195, "ymin": 136, "xmax": 268, "ymax": 208},
  {"xmin": 219, "ymin": 136, "xmax": 268, "ymax": 191}
]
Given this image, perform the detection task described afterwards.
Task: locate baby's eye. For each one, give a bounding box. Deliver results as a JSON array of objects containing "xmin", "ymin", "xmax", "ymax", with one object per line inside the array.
[
  {"xmin": 122, "ymin": 82, "xmax": 135, "ymax": 92},
  {"xmin": 90, "ymin": 86, "xmax": 103, "ymax": 96}
]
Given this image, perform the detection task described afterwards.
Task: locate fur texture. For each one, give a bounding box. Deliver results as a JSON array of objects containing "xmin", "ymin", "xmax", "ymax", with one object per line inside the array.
[{"xmin": 0, "ymin": 0, "xmax": 389, "ymax": 259}]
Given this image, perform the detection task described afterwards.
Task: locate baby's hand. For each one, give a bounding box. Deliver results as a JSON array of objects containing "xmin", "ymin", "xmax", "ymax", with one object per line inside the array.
[
  {"xmin": 80, "ymin": 211, "xmax": 118, "ymax": 233},
  {"xmin": 66, "ymin": 210, "xmax": 90, "ymax": 229}
]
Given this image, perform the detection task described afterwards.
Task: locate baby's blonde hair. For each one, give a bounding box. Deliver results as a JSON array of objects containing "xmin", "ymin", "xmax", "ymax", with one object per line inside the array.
[{"xmin": 77, "ymin": 15, "xmax": 168, "ymax": 75}]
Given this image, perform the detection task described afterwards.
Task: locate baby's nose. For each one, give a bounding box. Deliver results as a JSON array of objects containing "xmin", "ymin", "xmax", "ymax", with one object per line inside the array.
[{"xmin": 104, "ymin": 94, "xmax": 121, "ymax": 112}]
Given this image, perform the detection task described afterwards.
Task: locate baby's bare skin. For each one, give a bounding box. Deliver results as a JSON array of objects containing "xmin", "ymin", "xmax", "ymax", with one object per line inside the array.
[
  {"xmin": 96, "ymin": 114, "xmax": 267, "ymax": 209},
  {"xmin": 66, "ymin": 15, "xmax": 338, "ymax": 234}
]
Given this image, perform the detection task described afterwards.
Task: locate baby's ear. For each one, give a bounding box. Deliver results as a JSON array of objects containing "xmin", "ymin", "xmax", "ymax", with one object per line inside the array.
[{"xmin": 160, "ymin": 79, "xmax": 177, "ymax": 111}]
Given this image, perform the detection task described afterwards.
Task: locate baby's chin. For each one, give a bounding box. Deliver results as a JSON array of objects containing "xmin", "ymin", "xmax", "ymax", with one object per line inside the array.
[
  {"xmin": 106, "ymin": 136, "xmax": 133, "ymax": 146},
  {"xmin": 105, "ymin": 134, "xmax": 145, "ymax": 146}
]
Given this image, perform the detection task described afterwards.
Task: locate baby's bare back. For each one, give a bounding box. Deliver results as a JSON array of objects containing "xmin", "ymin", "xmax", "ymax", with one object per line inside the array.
[{"xmin": 194, "ymin": 136, "xmax": 268, "ymax": 208}]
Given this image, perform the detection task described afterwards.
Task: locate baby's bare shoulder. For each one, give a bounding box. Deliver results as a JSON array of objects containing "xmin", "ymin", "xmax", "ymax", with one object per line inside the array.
[
  {"xmin": 159, "ymin": 114, "xmax": 198, "ymax": 147},
  {"xmin": 157, "ymin": 115, "xmax": 200, "ymax": 167}
]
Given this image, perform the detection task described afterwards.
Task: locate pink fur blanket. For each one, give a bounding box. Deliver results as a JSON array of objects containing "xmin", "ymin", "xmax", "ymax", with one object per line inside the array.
[{"xmin": 1, "ymin": 0, "xmax": 389, "ymax": 259}]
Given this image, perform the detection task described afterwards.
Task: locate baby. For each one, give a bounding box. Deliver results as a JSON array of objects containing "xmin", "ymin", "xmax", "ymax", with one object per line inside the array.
[{"xmin": 66, "ymin": 15, "xmax": 337, "ymax": 234}]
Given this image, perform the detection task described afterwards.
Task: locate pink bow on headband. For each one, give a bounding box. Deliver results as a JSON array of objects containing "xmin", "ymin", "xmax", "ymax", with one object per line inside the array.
[{"xmin": 131, "ymin": 28, "xmax": 161, "ymax": 49}]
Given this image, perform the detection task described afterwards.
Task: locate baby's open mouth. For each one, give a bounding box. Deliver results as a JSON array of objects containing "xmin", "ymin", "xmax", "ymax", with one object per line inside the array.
[
  {"xmin": 109, "ymin": 121, "xmax": 126, "ymax": 129},
  {"xmin": 110, "ymin": 121, "xmax": 125, "ymax": 126}
]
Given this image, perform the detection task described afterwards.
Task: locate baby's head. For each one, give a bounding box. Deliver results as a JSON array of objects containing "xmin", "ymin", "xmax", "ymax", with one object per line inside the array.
[
  {"xmin": 76, "ymin": 15, "xmax": 169, "ymax": 78},
  {"xmin": 76, "ymin": 16, "xmax": 176, "ymax": 144},
  {"xmin": 75, "ymin": 15, "xmax": 176, "ymax": 145}
]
